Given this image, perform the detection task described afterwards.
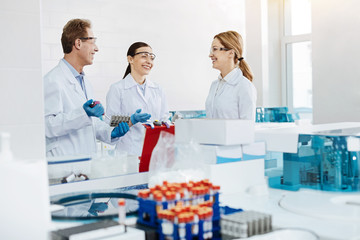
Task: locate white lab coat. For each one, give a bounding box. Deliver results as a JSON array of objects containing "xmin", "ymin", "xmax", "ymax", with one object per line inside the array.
[
  {"xmin": 205, "ymin": 67, "xmax": 257, "ymax": 120},
  {"xmin": 44, "ymin": 60, "xmax": 114, "ymax": 157},
  {"xmin": 106, "ymin": 74, "xmax": 169, "ymax": 156}
]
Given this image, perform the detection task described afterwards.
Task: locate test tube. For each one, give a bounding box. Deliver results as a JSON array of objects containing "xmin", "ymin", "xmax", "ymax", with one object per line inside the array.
[{"xmin": 118, "ymin": 198, "xmax": 126, "ymax": 225}]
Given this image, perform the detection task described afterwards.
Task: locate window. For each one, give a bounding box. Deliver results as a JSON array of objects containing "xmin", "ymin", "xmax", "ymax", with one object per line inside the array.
[
  {"xmin": 286, "ymin": 41, "xmax": 312, "ymax": 109},
  {"xmin": 284, "ymin": 0, "xmax": 311, "ymax": 36},
  {"xmin": 282, "ymin": 0, "xmax": 312, "ymax": 116}
]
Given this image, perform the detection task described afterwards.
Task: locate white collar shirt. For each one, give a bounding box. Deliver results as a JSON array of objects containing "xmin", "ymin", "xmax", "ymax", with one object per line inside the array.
[{"xmin": 205, "ymin": 67, "xmax": 257, "ymax": 120}]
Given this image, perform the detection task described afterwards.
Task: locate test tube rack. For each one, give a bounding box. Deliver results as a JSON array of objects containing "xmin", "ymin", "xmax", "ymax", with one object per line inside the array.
[
  {"xmin": 221, "ymin": 210, "xmax": 272, "ymax": 238},
  {"xmin": 137, "ymin": 192, "xmax": 221, "ymax": 240},
  {"xmin": 109, "ymin": 115, "xmax": 131, "ymax": 127}
]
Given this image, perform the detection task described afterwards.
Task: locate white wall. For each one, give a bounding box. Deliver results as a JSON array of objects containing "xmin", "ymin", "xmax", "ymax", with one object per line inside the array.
[
  {"xmin": 312, "ymin": 0, "xmax": 360, "ymax": 123},
  {"xmin": 42, "ymin": 0, "xmax": 246, "ymax": 111},
  {"xmin": 245, "ymin": 0, "xmax": 268, "ymax": 107},
  {"xmin": 267, "ymin": 0, "xmax": 282, "ymax": 107},
  {"xmin": 245, "ymin": 0, "xmax": 283, "ymax": 108},
  {"xmin": 0, "ymin": 0, "xmax": 46, "ymax": 159},
  {"xmin": 0, "ymin": 0, "xmax": 50, "ymax": 239}
]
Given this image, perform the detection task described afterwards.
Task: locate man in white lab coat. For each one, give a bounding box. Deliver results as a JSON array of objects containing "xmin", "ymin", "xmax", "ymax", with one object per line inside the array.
[{"xmin": 44, "ymin": 19, "xmax": 148, "ymax": 157}]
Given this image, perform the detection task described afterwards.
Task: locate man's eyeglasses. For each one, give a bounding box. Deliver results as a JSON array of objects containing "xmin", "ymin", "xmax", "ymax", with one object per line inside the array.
[
  {"xmin": 210, "ymin": 46, "xmax": 230, "ymax": 54},
  {"xmin": 79, "ymin": 37, "xmax": 97, "ymax": 43},
  {"xmin": 133, "ymin": 52, "xmax": 156, "ymax": 61}
]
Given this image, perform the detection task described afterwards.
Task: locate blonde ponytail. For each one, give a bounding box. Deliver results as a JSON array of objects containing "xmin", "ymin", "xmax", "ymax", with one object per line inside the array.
[
  {"xmin": 238, "ymin": 59, "xmax": 253, "ymax": 82},
  {"xmin": 214, "ymin": 31, "xmax": 253, "ymax": 82}
]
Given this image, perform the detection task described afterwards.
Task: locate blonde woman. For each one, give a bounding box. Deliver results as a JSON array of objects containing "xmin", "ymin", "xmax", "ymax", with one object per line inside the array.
[{"xmin": 206, "ymin": 31, "xmax": 257, "ymax": 120}]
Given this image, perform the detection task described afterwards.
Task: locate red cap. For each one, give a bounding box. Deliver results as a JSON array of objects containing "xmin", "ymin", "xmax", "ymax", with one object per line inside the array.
[
  {"xmin": 212, "ymin": 185, "xmax": 221, "ymax": 191},
  {"xmin": 138, "ymin": 189, "xmax": 150, "ymax": 198},
  {"xmin": 168, "ymin": 212, "xmax": 175, "ymax": 222},
  {"xmin": 179, "ymin": 190, "xmax": 184, "ymax": 198},
  {"xmin": 198, "ymin": 211, "xmax": 205, "ymax": 220},
  {"xmin": 118, "ymin": 198, "xmax": 125, "ymax": 206},
  {"xmin": 161, "ymin": 186, "xmax": 168, "ymax": 193},
  {"xmin": 178, "ymin": 214, "xmax": 186, "ymax": 223},
  {"xmin": 188, "ymin": 212, "xmax": 194, "ymax": 222},
  {"xmin": 154, "ymin": 193, "xmax": 163, "ymax": 202}
]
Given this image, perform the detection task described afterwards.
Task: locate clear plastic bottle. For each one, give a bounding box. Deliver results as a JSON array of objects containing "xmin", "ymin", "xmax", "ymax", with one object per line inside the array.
[
  {"xmin": 154, "ymin": 192, "xmax": 164, "ymax": 213},
  {"xmin": 61, "ymin": 173, "xmax": 76, "ymax": 183},
  {"xmin": 198, "ymin": 211, "xmax": 206, "ymax": 239},
  {"xmin": 211, "ymin": 185, "xmax": 220, "ymax": 203},
  {"xmin": 205, "ymin": 208, "xmax": 213, "ymax": 239},
  {"xmin": 165, "ymin": 191, "xmax": 176, "ymax": 209},
  {"xmin": 187, "ymin": 182, "xmax": 194, "ymax": 204},
  {"xmin": 149, "ymin": 187, "xmax": 156, "ymax": 200},
  {"xmin": 191, "ymin": 207, "xmax": 199, "ymax": 235},
  {"xmin": 181, "ymin": 182, "xmax": 190, "ymax": 205},
  {"xmin": 162, "ymin": 211, "xmax": 175, "ymax": 240},
  {"xmin": 178, "ymin": 214, "xmax": 186, "ymax": 240},
  {"xmin": 191, "ymin": 187, "xmax": 198, "ymax": 205},
  {"xmin": 187, "ymin": 213, "xmax": 195, "ymax": 237},
  {"xmin": 137, "ymin": 189, "xmax": 150, "ymax": 200},
  {"xmin": 199, "ymin": 187, "xmax": 205, "ymax": 203},
  {"xmin": 118, "ymin": 198, "xmax": 126, "ymax": 225}
]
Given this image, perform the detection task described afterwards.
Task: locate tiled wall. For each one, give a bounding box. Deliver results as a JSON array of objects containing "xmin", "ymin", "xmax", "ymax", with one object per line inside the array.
[{"xmin": 41, "ymin": 0, "xmax": 246, "ymax": 111}]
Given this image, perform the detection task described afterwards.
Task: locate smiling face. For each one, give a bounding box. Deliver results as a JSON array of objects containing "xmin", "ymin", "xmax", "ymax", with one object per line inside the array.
[
  {"xmin": 209, "ymin": 38, "xmax": 233, "ymax": 72},
  {"xmin": 128, "ymin": 46, "xmax": 154, "ymax": 77},
  {"xmin": 78, "ymin": 28, "xmax": 98, "ymax": 66}
]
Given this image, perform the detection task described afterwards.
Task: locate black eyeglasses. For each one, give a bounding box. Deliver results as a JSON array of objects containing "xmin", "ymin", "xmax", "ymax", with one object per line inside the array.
[
  {"xmin": 79, "ymin": 37, "xmax": 97, "ymax": 43},
  {"xmin": 210, "ymin": 46, "xmax": 230, "ymax": 54},
  {"xmin": 133, "ymin": 52, "xmax": 156, "ymax": 61}
]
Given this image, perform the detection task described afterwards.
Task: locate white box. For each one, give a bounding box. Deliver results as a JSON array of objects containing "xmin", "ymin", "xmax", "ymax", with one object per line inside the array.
[
  {"xmin": 199, "ymin": 141, "xmax": 266, "ymax": 164},
  {"xmin": 206, "ymin": 158, "xmax": 265, "ymax": 195},
  {"xmin": 255, "ymin": 122, "xmax": 360, "ymax": 153},
  {"xmin": 242, "ymin": 141, "xmax": 266, "ymax": 160},
  {"xmin": 255, "ymin": 123, "xmax": 299, "ymax": 153},
  {"xmin": 199, "ymin": 144, "xmax": 242, "ymax": 164},
  {"xmin": 175, "ymin": 119, "xmax": 254, "ymax": 145}
]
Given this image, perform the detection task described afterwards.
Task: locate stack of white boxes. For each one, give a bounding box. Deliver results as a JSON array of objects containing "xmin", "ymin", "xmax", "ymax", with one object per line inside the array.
[{"xmin": 175, "ymin": 119, "xmax": 266, "ymax": 195}]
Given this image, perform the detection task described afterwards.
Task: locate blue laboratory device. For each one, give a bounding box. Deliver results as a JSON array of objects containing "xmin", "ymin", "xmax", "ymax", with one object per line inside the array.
[{"xmin": 268, "ymin": 127, "xmax": 360, "ymax": 192}]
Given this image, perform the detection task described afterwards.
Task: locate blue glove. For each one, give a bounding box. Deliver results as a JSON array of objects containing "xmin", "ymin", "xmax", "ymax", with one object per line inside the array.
[
  {"xmin": 83, "ymin": 99, "xmax": 104, "ymax": 118},
  {"xmin": 111, "ymin": 122, "xmax": 130, "ymax": 138},
  {"xmin": 88, "ymin": 202, "xmax": 108, "ymax": 216},
  {"xmin": 144, "ymin": 120, "xmax": 155, "ymax": 129},
  {"xmin": 130, "ymin": 109, "xmax": 151, "ymax": 125}
]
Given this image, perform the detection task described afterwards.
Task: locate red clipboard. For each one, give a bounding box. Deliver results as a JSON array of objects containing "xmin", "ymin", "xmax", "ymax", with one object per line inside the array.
[{"xmin": 139, "ymin": 124, "xmax": 175, "ymax": 172}]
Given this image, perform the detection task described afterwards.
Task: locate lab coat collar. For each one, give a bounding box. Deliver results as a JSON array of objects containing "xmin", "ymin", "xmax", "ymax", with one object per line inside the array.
[
  {"xmin": 218, "ymin": 67, "xmax": 242, "ymax": 86},
  {"xmin": 59, "ymin": 60, "xmax": 87, "ymax": 98},
  {"xmin": 124, "ymin": 73, "xmax": 158, "ymax": 89},
  {"xmin": 61, "ymin": 58, "xmax": 84, "ymax": 78},
  {"xmin": 59, "ymin": 60, "xmax": 77, "ymax": 85}
]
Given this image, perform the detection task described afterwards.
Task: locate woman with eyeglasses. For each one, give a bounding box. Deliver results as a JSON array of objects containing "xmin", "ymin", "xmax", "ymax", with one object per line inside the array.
[
  {"xmin": 106, "ymin": 42, "xmax": 169, "ymax": 156},
  {"xmin": 206, "ymin": 31, "xmax": 257, "ymax": 120}
]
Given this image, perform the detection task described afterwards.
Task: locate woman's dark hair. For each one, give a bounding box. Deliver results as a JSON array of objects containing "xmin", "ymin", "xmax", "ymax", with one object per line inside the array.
[{"xmin": 123, "ymin": 42, "xmax": 151, "ymax": 79}]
